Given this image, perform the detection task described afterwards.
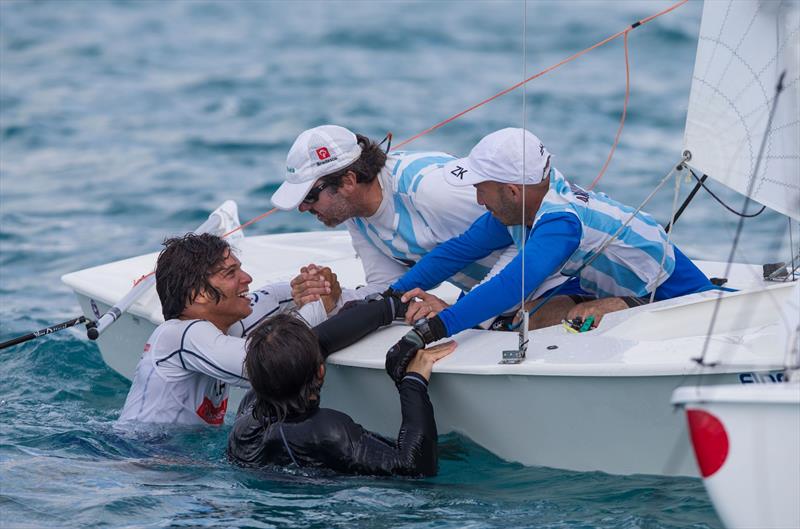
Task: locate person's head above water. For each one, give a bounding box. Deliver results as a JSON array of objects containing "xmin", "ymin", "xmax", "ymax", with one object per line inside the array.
[
  {"xmin": 245, "ymin": 313, "xmax": 324, "ymax": 421},
  {"xmin": 155, "ymin": 233, "xmax": 253, "ymax": 330},
  {"xmin": 271, "ymin": 125, "xmax": 388, "ymax": 226}
]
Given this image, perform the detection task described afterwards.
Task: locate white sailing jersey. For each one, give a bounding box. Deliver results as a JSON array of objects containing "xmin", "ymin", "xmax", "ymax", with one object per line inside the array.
[
  {"xmin": 341, "ymin": 150, "xmax": 519, "ymax": 307},
  {"xmin": 117, "ymin": 283, "xmax": 326, "ymax": 426}
]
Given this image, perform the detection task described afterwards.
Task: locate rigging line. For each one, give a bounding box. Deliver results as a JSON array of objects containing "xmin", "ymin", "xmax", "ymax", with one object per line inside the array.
[
  {"xmin": 695, "ymin": 70, "xmax": 787, "ymax": 367},
  {"xmin": 790, "ymin": 218, "xmax": 797, "ymax": 281},
  {"xmin": 391, "ymin": 0, "xmax": 689, "ymax": 151},
  {"xmin": 689, "ymin": 170, "xmax": 766, "ymax": 217},
  {"xmin": 222, "ymin": 207, "xmax": 279, "ymax": 238},
  {"xmin": 650, "ymin": 167, "xmax": 683, "ymax": 304},
  {"xmin": 225, "ymin": 0, "xmax": 688, "ymax": 235},
  {"xmin": 521, "ymin": 0, "xmax": 528, "ymax": 321},
  {"xmin": 587, "ymin": 29, "xmax": 631, "ymax": 191}
]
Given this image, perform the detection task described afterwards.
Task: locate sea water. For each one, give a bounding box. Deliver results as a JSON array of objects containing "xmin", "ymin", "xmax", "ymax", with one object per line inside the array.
[{"xmin": 1, "ymin": 1, "xmax": 793, "ymax": 528}]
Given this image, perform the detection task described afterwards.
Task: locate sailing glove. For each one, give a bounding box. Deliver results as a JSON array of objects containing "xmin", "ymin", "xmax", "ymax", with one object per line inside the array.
[
  {"xmin": 380, "ymin": 288, "xmax": 409, "ymax": 321},
  {"xmin": 384, "ymin": 315, "xmax": 447, "ymax": 385},
  {"xmin": 411, "ymin": 315, "xmax": 447, "ymax": 344},
  {"xmin": 385, "ymin": 328, "xmax": 425, "ymax": 385}
]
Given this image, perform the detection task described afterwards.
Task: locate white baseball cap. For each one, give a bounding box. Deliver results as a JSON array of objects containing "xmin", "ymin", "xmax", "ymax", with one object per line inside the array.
[
  {"xmin": 271, "ymin": 125, "xmax": 363, "ymax": 210},
  {"xmin": 443, "ymin": 128, "xmax": 552, "ymax": 187}
]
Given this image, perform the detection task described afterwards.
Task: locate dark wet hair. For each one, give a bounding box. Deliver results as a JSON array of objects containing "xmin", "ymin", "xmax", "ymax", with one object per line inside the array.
[
  {"xmin": 156, "ymin": 233, "xmax": 230, "ymax": 320},
  {"xmin": 319, "ymin": 133, "xmax": 387, "ymax": 189},
  {"xmin": 245, "ymin": 313, "xmax": 323, "ymax": 422}
]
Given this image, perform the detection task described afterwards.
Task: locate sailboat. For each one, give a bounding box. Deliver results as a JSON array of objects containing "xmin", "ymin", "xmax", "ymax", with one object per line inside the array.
[
  {"xmin": 672, "ymin": 281, "xmax": 799, "ymax": 529},
  {"xmin": 670, "ymin": 2, "xmax": 800, "ymax": 525},
  {"xmin": 61, "ymin": 0, "xmax": 798, "ymax": 478}
]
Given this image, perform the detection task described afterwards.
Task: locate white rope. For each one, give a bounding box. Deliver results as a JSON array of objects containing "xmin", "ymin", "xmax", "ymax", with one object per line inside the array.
[
  {"xmin": 520, "ymin": 0, "xmax": 528, "ymax": 312},
  {"xmin": 518, "ymin": 0, "xmax": 530, "ymax": 342},
  {"xmin": 790, "ymin": 217, "xmax": 797, "ymax": 281},
  {"xmin": 650, "ymin": 165, "xmax": 684, "ymax": 303}
]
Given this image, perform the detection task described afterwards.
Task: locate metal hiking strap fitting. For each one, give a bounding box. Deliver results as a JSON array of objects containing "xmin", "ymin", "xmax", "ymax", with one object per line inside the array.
[{"xmin": 501, "ymin": 345, "xmax": 527, "ymax": 364}]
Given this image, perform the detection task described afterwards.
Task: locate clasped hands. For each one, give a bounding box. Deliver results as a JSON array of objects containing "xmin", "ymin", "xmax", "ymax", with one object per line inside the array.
[
  {"xmin": 398, "ymin": 287, "xmax": 449, "ymax": 324},
  {"xmin": 290, "ymin": 267, "xmax": 452, "ymax": 383},
  {"xmin": 290, "ymin": 263, "xmax": 342, "ymax": 314}
]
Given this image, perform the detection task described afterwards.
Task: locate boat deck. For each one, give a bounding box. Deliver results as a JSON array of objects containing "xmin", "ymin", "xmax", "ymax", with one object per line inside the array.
[{"xmin": 62, "ymin": 231, "xmax": 796, "ymax": 378}]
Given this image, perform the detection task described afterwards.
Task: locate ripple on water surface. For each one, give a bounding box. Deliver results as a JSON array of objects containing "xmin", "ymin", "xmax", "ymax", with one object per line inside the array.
[{"xmin": 0, "ymin": 335, "xmax": 721, "ymax": 529}]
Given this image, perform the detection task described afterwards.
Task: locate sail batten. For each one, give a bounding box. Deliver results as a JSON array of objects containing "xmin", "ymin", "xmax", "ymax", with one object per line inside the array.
[{"xmin": 683, "ymin": 0, "xmax": 799, "ymax": 221}]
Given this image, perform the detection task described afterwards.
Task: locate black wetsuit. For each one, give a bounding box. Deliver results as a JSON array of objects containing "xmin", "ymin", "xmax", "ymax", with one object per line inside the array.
[{"xmin": 227, "ymin": 372, "xmax": 438, "ymax": 476}]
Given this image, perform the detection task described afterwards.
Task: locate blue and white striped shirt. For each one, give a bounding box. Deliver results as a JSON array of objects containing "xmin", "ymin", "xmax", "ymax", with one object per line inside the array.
[
  {"xmin": 535, "ymin": 168, "xmax": 675, "ymax": 298},
  {"xmin": 344, "ymin": 151, "xmax": 505, "ymax": 296},
  {"xmin": 393, "ymin": 168, "xmax": 706, "ymax": 337}
]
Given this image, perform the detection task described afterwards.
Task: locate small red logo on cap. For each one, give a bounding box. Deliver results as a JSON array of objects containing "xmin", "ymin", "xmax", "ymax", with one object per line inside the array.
[{"xmin": 316, "ymin": 147, "xmax": 331, "ymax": 160}]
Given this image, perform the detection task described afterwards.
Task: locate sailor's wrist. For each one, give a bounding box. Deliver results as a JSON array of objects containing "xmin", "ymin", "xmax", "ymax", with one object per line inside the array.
[
  {"xmin": 402, "ymin": 328, "xmax": 426, "ymax": 348},
  {"xmin": 297, "ymin": 299, "xmax": 327, "ymax": 327},
  {"xmin": 401, "ymin": 372, "xmax": 429, "ymax": 388},
  {"xmin": 412, "ymin": 315, "xmax": 447, "ymax": 344}
]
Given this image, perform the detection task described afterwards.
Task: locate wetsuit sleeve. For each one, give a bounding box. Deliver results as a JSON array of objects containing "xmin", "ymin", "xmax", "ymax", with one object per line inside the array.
[
  {"xmin": 437, "ymin": 212, "xmax": 582, "ymax": 336},
  {"xmin": 158, "ymin": 321, "xmax": 250, "ymax": 388},
  {"xmin": 324, "ymin": 372, "xmax": 438, "ymax": 477},
  {"xmin": 313, "ymin": 296, "xmax": 396, "ymax": 358},
  {"xmin": 391, "ymin": 212, "xmax": 514, "ymax": 292}
]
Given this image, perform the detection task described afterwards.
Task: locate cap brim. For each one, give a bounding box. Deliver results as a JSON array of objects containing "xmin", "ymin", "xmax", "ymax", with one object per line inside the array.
[
  {"xmin": 443, "ymin": 157, "xmax": 489, "ymax": 187},
  {"xmin": 270, "ymin": 179, "xmax": 317, "ymax": 210}
]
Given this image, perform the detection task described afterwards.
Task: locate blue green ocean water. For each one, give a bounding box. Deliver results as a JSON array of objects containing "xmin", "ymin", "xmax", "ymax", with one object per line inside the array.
[{"xmin": 1, "ymin": 1, "xmax": 794, "ymax": 527}]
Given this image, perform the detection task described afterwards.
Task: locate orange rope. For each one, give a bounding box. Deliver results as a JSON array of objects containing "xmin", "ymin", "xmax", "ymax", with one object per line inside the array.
[
  {"xmin": 391, "ymin": 27, "xmax": 628, "ymax": 151},
  {"xmin": 588, "ymin": 30, "xmax": 631, "ymax": 191},
  {"xmin": 222, "ymin": 0, "xmax": 688, "ymax": 233},
  {"xmin": 222, "ymin": 207, "xmax": 279, "ymax": 238},
  {"xmin": 393, "ymin": 0, "xmax": 688, "ymax": 151},
  {"xmin": 132, "ymin": 272, "xmax": 153, "ymax": 286}
]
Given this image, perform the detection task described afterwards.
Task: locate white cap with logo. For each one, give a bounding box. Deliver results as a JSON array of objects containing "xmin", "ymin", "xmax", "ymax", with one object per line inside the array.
[
  {"xmin": 443, "ymin": 128, "xmax": 552, "ymax": 187},
  {"xmin": 271, "ymin": 125, "xmax": 363, "ymax": 210}
]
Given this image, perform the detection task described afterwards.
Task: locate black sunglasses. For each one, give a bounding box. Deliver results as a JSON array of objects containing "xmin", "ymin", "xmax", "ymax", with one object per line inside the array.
[{"xmin": 302, "ymin": 182, "xmax": 330, "ymax": 204}]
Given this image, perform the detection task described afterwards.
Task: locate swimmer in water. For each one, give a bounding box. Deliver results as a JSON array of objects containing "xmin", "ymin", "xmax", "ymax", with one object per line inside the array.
[{"xmin": 227, "ymin": 313, "xmax": 455, "ymax": 476}]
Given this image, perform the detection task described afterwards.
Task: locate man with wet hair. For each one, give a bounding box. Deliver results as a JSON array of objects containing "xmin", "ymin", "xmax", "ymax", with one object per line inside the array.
[
  {"xmin": 227, "ymin": 313, "xmax": 455, "ymax": 476},
  {"xmin": 270, "ymin": 125, "xmax": 563, "ymax": 318},
  {"xmin": 118, "ymin": 233, "xmax": 332, "ymax": 426},
  {"xmin": 118, "ymin": 233, "xmax": 410, "ymax": 426}
]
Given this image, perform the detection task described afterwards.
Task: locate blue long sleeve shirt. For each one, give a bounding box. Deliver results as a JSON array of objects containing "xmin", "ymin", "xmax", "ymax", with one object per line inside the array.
[{"xmin": 392, "ymin": 211, "xmax": 582, "ymax": 337}]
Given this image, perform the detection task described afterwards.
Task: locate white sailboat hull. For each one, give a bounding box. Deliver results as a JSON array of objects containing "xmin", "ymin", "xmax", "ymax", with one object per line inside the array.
[
  {"xmin": 672, "ymin": 384, "xmax": 800, "ymax": 528},
  {"xmin": 63, "ymin": 231, "xmax": 796, "ymax": 477},
  {"xmin": 325, "ymin": 357, "xmax": 742, "ymax": 476}
]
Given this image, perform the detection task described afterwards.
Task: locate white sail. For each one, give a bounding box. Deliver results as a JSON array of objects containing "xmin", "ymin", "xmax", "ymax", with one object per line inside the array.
[{"xmin": 683, "ymin": 0, "xmax": 800, "ymax": 221}]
